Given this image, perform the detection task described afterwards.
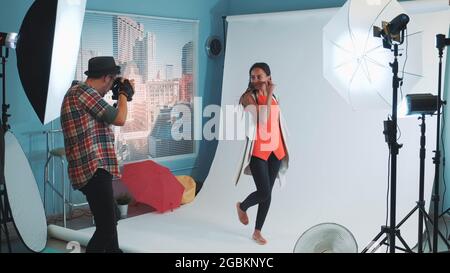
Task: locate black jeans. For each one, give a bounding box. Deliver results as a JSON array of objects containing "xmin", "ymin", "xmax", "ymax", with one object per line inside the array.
[
  {"xmin": 79, "ymin": 168, "xmax": 122, "ymax": 253},
  {"xmin": 240, "ymin": 153, "xmax": 282, "ymax": 230}
]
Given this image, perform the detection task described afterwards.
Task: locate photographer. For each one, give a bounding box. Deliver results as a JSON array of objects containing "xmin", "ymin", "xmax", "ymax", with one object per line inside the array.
[{"xmin": 60, "ymin": 56, "xmax": 134, "ymax": 253}]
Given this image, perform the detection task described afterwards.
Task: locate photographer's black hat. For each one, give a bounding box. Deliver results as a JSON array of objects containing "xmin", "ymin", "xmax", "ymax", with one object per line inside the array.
[{"xmin": 84, "ymin": 56, "xmax": 121, "ymax": 77}]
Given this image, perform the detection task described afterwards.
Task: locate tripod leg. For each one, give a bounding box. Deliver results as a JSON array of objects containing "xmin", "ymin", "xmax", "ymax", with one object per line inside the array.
[
  {"xmin": 0, "ymin": 195, "xmax": 3, "ymax": 253},
  {"xmin": 418, "ymin": 205, "xmax": 424, "ymax": 253},
  {"xmin": 423, "ymin": 219, "xmax": 433, "ymax": 252},
  {"xmin": 395, "ymin": 232, "xmax": 412, "ymax": 253},
  {"xmin": 419, "ymin": 211, "xmax": 430, "ymax": 252},
  {"xmin": 438, "ymin": 207, "xmax": 450, "ymax": 218},
  {"xmin": 395, "ymin": 206, "xmax": 418, "ymax": 228},
  {"xmin": 375, "ymin": 236, "xmax": 409, "ymax": 253},
  {"xmin": 362, "ymin": 229, "xmax": 386, "ymax": 253},
  {"xmin": 420, "ymin": 207, "xmax": 450, "ymax": 250},
  {"xmin": 372, "ymin": 237, "xmax": 389, "ymax": 253},
  {"xmin": 0, "ymin": 193, "xmax": 11, "ymax": 253},
  {"xmin": 436, "ymin": 229, "xmax": 450, "ymax": 249},
  {"xmin": 3, "ymin": 196, "xmax": 11, "ymax": 252}
]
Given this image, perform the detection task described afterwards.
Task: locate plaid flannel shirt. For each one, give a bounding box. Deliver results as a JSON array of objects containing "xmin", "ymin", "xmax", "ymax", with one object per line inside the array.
[{"xmin": 60, "ymin": 81, "xmax": 119, "ymax": 189}]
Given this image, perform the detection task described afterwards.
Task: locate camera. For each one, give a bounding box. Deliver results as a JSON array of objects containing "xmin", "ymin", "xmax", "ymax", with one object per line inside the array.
[{"xmin": 111, "ymin": 77, "xmax": 134, "ymax": 101}]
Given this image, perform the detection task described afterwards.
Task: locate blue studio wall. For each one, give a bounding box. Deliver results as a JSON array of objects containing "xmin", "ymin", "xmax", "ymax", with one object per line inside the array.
[{"xmin": 2, "ymin": 0, "xmax": 450, "ymax": 215}]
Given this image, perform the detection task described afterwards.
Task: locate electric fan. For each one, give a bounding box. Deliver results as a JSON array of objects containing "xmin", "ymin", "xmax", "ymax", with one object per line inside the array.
[{"xmin": 293, "ymin": 223, "xmax": 358, "ymax": 253}]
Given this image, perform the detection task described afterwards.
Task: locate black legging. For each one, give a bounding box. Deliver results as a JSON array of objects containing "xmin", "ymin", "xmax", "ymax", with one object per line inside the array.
[
  {"xmin": 79, "ymin": 168, "xmax": 122, "ymax": 253},
  {"xmin": 240, "ymin": 153, "xmax": 282, "ymax": 230}
]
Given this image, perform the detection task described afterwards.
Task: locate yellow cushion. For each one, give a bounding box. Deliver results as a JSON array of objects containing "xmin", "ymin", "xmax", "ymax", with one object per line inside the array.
[{"xmin": 175, "ymin": 175, "xmax": 196, "ymax": 204}]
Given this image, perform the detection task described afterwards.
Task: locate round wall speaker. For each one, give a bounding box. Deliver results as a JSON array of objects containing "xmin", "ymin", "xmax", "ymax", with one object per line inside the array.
[{"xmin": 205, "ymin": 36, "xmax": 222, "ymax": 57}]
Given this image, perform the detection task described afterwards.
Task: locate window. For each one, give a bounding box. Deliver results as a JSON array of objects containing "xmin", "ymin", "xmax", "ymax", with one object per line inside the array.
[{"xmin": 76, "ymin": 11, "xmax": 198, "ymax": 163}]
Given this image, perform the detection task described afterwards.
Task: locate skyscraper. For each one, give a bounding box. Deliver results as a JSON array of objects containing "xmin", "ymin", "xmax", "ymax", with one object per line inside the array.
[
  {"xmin": 180, "ymin": 41, "xmax": 194, "ymax": 102},
  {"xmin": 134, "ymin": 32, "xmax": 156, "ymax": 82},
  {"xmin": 113, "ymin": 16, "xmax": 144, "ymax": 64},
  {"xmin": 165, "ymin": 64, "xmax": 174, "ymax": 80},
  {"xmin": 179, "ymin": 74, "xmax": 193, "ymax": 103},
  {"xmin": 181, "ymin": 41, "xmax": 193, "ymax": 75},
  {"xmin": 121, "ymin": 62, "xmax": 149, "ymax": 133}
]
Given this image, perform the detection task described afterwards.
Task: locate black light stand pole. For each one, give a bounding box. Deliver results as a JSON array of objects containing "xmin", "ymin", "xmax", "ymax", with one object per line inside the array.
[
  {"xmin": 433, "ymin": 34, "xmax": 450, "ymax": 253},
  {"xmin": 1, "ymin": 47, "xmax": 10, "ymax": 132},
  {"xmin": 0, "ymin": 45, "xmax": 12, "ymax": 253},
  {"xmin": 418, "ymin": 114, "xmax": 426, "ymax": 253},
  {"xmin": 391, "ymin": 111, "xmax": 450, "ymax": 253},
  {"xmin": 374, "ymin": 34, "xmax": 450, "ymax": 254},
  {"xmin": 362, "ymin": 41, "xmax": 414, "ymax": 254},
  {"xmin": 388, "ymin": 43, "xmax": 402, "ymax": 253},
  {"xmin": 414, "ymin": 113, "xmax": 446, "ymax": 253},
  {"xmin": 390, "ymin": 113, "xmax": 443, "ymax": 253}
]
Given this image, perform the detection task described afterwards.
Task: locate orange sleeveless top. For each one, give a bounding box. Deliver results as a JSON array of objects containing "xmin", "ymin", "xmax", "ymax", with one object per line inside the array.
[{"xmin": 252, "ymin": 94, "xmax": 286, "ymax": 161}]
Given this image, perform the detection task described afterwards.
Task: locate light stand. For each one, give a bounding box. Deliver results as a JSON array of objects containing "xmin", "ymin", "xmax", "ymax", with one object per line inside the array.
[
  {"xmin": 439, "ymin": 206, "xmax": 450, "ymax": 241},
  {"xmin": 414, "ymin": 114, "xmax": 431, "ymax": 252},
  {"xmin": 364, "ymin": 14, "xmax": 411, "ymax": 253},
  {"xmin": 363, "ymin": 41, "xmax": 413, "ymax": 253},
  {"xmin": 0, "ymin": 44, "xmax": 12, "ymax": 252},
  {"xmin": 389, "ymin": 111, "xmax": 450, "ymax": 253},
  {"xmin": 432, "ymin": 34, "xmax": 450, "ymax": 253},
  {"xmin": 385, "ymin": 41, "xmax": 405, "ymax": 253}
]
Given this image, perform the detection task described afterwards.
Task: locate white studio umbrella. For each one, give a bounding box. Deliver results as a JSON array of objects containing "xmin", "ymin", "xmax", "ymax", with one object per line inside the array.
[{"xmin": 323, "ymin": 0, "xmax": 423, "ymax": 110}]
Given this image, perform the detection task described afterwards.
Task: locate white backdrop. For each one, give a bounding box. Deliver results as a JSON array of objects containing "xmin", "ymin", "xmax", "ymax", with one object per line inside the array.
[{"xmin": 212, "ymin": 0, "xmax": 450, "ymax": 250}]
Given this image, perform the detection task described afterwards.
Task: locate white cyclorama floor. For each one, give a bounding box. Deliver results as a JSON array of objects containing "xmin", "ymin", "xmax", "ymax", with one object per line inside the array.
[
  {"xmin": 47, "ymin": 148, "xmax": 450, "ymax": 253},
  {"xmin": 49, "ymin": 177, "xmax": 304, "ymax": 253},
  {"xmin": 45, "ymin": 182, "xmax": 450, "ymax": 253}
]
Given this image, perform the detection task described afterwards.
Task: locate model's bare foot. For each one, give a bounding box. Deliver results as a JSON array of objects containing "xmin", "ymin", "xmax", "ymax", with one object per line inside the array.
[
  {"xmin": 236, "ymin": 202, "xmax": 248, "ymax": 225},
  {"xmin": 252, "ymin": 230, "xmax": 267, "ymax": 245}
]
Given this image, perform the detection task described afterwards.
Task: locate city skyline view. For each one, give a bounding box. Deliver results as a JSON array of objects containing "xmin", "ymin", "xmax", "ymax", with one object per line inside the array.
[
  {"xmin": 75, "ymin": 11, "xmax": 198, "ymax": 162},
  {"xmin": 78, "ymin": 11, "xmax": 197, "ymax": 80}
]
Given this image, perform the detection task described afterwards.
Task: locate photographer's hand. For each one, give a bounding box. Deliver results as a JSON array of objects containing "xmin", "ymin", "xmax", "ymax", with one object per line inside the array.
[
  {"xmin": 119, "ymin": 79, "xmax": 135, "ymax": 101},
  {"xmin": 110, "ymin": 78, "xmax": 133, "ymax": 126}
]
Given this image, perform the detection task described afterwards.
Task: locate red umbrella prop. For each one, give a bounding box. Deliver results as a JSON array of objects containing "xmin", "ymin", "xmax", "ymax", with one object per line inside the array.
[{"xmin": 121, "ymin": 160, "xmax": 184, "ymax": 213}]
